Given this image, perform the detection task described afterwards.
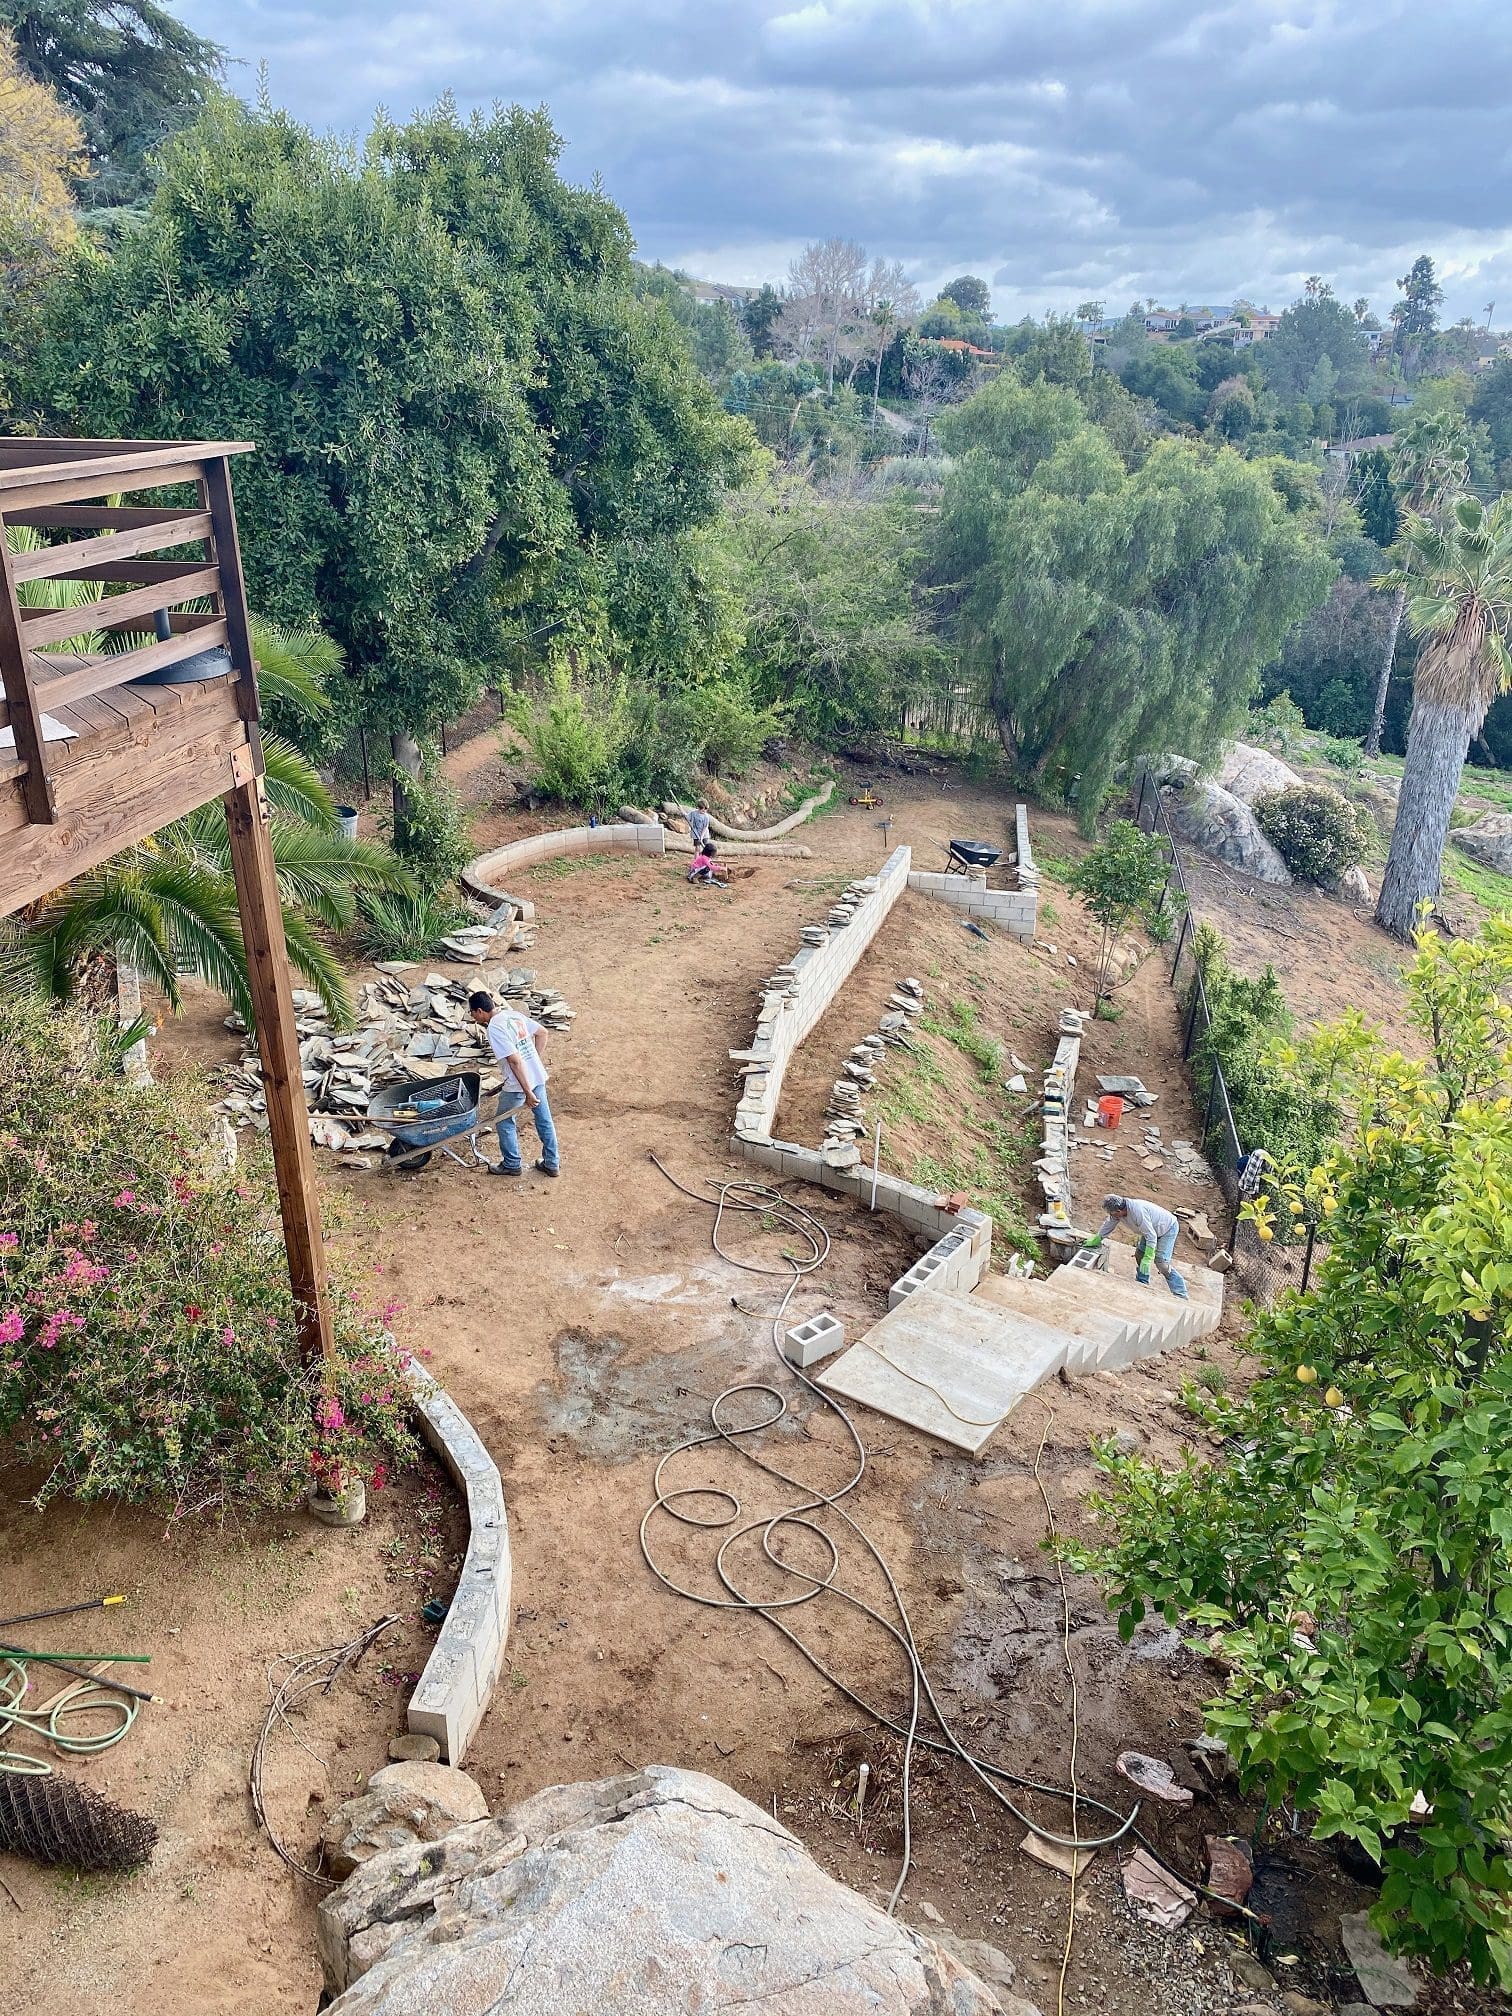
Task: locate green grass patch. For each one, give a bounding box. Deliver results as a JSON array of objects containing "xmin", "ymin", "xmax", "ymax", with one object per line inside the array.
[
  {"xmin": 1441, "ymin": 848, "xmax": 1512, "ymax": 915},
  {"xmin": 527, "ymin": 854, "xmax": 640, "ymax": 883},
  {"xmin": 920, "ymin": 997, "xmax": 1003, "ymax": 1082},
  {"xmin": 912, "ymin": 1134, "xmax": 1039, "ymax": 1259}
]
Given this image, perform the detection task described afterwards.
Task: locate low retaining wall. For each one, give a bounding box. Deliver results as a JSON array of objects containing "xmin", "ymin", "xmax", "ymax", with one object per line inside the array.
[
  {"xmin": 663, "ymin": 778, "xmax": 834, "ymax": 842},
  {"xmin": 1035, "ymin": 1016, "xmax": 1085, "ymax": 1246},
  {"xmin": 404, "ymin": 1368, "xmax": 511, "ymax": 1765},
  {"xmin": 733, "ymin": 846, "xmax": 912, "ymax": 1141},
  {"xmin": 463, "ymin": 822, "xmax": 665, "ymax": 907},
  {"xmin": 736, "ymin": 1131, "xmax": 990, "ymax": 1252},
  {"xmin": 904, "ymin": 804, "xmax": 1039, "ymax": 941}
]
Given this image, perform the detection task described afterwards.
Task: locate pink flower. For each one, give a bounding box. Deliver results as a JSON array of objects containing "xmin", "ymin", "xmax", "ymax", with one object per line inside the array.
[
  {"xmin": 0, "ymin": 1233, "xmax": 17, "ymax": 1250},
  {"xmin": 39, "ymin": 1309, "xmax": 84, "ymax": 1350},
  {"xmin": 60, "ymin": 1253, "xmax": 109, "ymax": 1289},
  {"xmin": 112, "ymin": 1190, "xmax": 136, "ymax": 1208},
  {"xmin": 317, "ymin": 1398, "xmax": 346, "ymax": 1432},
  {"xmin": 0, "ymin": 1310, "xmax": 23, "ymax": 1346},
  {"xmin": 221, "ymin": 1325, "xmax": 235, "ymax": 1348}
]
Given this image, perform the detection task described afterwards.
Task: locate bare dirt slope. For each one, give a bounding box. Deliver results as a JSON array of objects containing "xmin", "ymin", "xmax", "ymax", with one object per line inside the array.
[{"xmin": 0, "ymin": 754, "xmax": 1423, "ymax": 2016}]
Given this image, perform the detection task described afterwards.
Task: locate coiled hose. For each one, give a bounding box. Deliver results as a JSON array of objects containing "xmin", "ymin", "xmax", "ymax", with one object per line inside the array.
[
  {"xmin": 0, "ymin": 1657, "xmax": 138, "ymax": 1776},
  {"xmin": 639, "ymin": 1155, "xmax": 1142, "ymax": 1916}
]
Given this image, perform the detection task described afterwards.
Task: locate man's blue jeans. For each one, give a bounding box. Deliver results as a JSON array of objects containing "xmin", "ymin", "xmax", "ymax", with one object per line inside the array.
[
  {"xmin": 495, "ymin": 1085, "xmax": 560, "ymax": 1174},
  {"xmin": 1137, "ymin": 1224, "xmax": 1186, "ymax": 1297}
]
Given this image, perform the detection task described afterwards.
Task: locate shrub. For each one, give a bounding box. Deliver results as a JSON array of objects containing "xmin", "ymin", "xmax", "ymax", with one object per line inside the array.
[
  {"xmin": 1253, "ymin": 782, "xmax": 1369, "ymax": 883},
  {"xmin": 508, "ymin": 667, "xmax": 631, "ymax": 812},
  {"xmin": 683, "ymin": 680, "xmax": 783, "ymax": 778},
  {"xmin": 1252, "ymin": 690, "xmax": 1306, "ymax": 757},
  {"xmin": 357, "ymin": 888, "xmax": 474, "ymax": 961},
  {"xmin": 1071, "ymin": 923, "xmax": 1512, "ymax": 1988},
  {"xmin": 1321, "ymin": 735, "xmax": 1365, "ymax": 775},
  {"xmin": 0, "ymin": 995, "xmax": 415, "ymax": 1512},
  {"xmin": 383, "ymin": 761, "xmax": 473, "ymax": 894},
  {"xmin": 1066, "ymin": 819, "xmax": 1168, "ymax": 1005}
]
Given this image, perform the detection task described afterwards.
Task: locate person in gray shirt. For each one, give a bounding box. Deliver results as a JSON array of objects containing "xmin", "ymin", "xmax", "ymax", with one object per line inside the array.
[
  {"xmin": 687, "ymin": 801, "xmax": 712, "ymax": 851},
  {"xmin": 1086, "ymin": 1193, "xmax": 1187, "ymax": 1298}
]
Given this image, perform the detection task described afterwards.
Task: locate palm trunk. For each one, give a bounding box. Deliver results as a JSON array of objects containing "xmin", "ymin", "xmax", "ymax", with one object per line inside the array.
[
  {"xmin": 1375, "ymin": 697, "xmax": 1473, "ymax": 938},
  {"xmin": 1363, "ymin": 586, "xmax": 1406, "ymax": 759},
  {"xmin": 872, "ymin": 346, "xmax": 884, "ymax": 423}
]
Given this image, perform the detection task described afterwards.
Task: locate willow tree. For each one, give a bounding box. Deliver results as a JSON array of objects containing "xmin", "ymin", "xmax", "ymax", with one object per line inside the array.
[
  {"xmin": 1363, "ymin": 410, "xmax": 1470, "ymax": 758},
  {"xmin": 1376, "ymin": 496, "xmax": 1512, "ymax": 938},
  {"xmin": 934, "ymin": 375, "xmax": 1335, "ymax": 826}
]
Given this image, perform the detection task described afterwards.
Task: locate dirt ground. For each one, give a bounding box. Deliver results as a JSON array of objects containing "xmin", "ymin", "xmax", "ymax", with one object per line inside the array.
[{"xmin": 1, "ymin": 745, "xmax": 1484, "ymax": 2016}]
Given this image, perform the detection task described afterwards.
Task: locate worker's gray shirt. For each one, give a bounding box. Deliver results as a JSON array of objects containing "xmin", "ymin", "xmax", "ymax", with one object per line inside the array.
[
  {"xmin": 687, "ymin": 808, "xmax": 712, "ymax": 849},
  {"xmin": 1100, "ymin": 1198, "xmax": 1178, "ymax": 1246}
]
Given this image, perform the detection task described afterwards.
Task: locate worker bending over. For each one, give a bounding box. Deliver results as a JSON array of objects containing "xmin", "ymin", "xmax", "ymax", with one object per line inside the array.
[{"xmin": 1084, "ymin": 1193, "xmax": 1187, "ymax": 1299}]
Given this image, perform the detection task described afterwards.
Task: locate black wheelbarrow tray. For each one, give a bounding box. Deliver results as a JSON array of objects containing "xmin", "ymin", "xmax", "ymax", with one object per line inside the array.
[
  {"xmin": 946, "ymin": 837, "xmax": 1001, "ymax": 873},
  {"xmin": 366, "ymin": 1072, "xmax": 491, "ymax": 1172}
]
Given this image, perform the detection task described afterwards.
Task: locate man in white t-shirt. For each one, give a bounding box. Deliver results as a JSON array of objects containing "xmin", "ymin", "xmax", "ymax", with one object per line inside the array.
[
  {"xmin": 468, "ymin": 991, "xmax": 561, "ymax": 1179},
  {"xmin": 1085, "ymin": 1193, "xmax": 1187, "ymax": 1298}
]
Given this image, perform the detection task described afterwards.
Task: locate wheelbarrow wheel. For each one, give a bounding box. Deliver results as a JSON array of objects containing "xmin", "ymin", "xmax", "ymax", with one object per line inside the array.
[{"xmin": 386, "ymin": 1141, "xmax": 433, "ymax": 1173}]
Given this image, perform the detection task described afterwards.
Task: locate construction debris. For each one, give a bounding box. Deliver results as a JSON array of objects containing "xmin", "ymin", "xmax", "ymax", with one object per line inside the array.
[
  {"xmin": 1021, "ymin": 1830, "xmax": 1097, "ymax": 1879},
  {"xmin": 1121, "ymin": 1846, "xmax": 1197, "ymax": 1930},
  {"xmin": 214, "ymin": 945, "xmax": 576, "ymax": 1158},
  {"xmin": 1115, "ymin": 1750, "xmax": 1195, "ymax": 1806},
  {"xmin": 818, "ymin": 977, "xmax": 921, "ymax": 1158}
]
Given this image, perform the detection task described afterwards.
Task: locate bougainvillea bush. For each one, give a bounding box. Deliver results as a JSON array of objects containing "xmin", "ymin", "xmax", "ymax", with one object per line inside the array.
[{"xmin": 0, "ymin": 993, "xmax": 414, "ymax": 1513}]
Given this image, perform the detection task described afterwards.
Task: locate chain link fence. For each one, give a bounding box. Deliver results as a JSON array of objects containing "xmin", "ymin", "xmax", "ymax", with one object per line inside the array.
[{"xmin": 1133, "ymin": 769, "xmax": 1318, "ymax": 1305}]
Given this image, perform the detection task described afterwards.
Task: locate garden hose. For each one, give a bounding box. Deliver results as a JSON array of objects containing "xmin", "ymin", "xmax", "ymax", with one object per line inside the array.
[{"xmin": 0, "ymin": 1655, "xmax": 141, "ymax": 1776}]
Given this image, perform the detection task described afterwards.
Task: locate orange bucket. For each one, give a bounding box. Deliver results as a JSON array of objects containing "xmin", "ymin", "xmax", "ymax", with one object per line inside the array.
[{"xmin": 1097, "ymin": 1095, "xmax": 1123, "ymax": 1129}]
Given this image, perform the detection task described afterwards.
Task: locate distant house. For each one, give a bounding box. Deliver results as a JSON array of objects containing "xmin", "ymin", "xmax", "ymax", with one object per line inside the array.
[
  {"xmin": 927, "ymin": 337, "xmax": 999, "ymax": 361},
  {"xmin": 1327, "ymin": 432, "xmax": 1395, "ymax": 460},
  {"xmin": 1142, "ymin": 310, "xmax": 1183, "ymax": 333}
]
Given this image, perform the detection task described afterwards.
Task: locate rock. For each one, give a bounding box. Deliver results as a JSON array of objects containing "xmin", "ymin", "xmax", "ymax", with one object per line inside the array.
[
  {"xmin": 1164, "ymin": 777, "xmax": 1293, "ymax": 885},
  {"xmin": 1452, "ymin": 811, "xmax": 1512, "ymax": 875},
  {"xmin": 1203, "ymin": 1833, "xmax": 1253, "ymax": 1917},
  {"xmin": 1339, "ymin": 1909, "xmax": 1419, "ymax": 2007},
  {"xmin": 1279, "ymin": 1996, "xmax": 1331, "ymax": 2016},
  {"xmin": 1230, "ymin": 1950, "xmax": 1276, "ymax": 1995},
  {"xmin": 1341, "ymin": 863, "xmax": 1372, "ymax": 904},
  {"xmin": 320, "ymin": 1765, "xmax": 1011, "ymax": 2012},
  {"xmin": 321, "ymin": 1762, "xmax": 489, "ymax": 1879},
  {"xmin": 1218, "ymin": 740, "xmax": 1305, "ymax": 805},
  {"xmin": 929, "ymin": 1933, "xmax": 1017, "ymax": 1999},
  {"xmin": 386, "ymin": 1733, "xmax": 441, "ymax": 1765}
]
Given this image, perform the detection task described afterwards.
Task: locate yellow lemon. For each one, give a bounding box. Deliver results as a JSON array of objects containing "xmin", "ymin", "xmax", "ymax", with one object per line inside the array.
[
  {"xmin": 1296, "ymin": 1364, "xmax": 1318, "ymax": 1384},
  {"xmin": 1289, "ymin": 1199, "xmax": 1305, "ymax": 1215},
  {"xmin": 1321, "ymin": 1197, "xmax": 1337, "ymax": 1216},
  {"xmin": 1257, "ymin": 1225, "xmax": 1275, "ymax": 1243},
  {"xmin": 1324, "ymin": 1387, "xmax": 1344, "ymax": 1408}
]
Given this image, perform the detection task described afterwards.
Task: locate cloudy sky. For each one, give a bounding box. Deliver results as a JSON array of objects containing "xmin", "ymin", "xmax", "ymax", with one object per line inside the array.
[{"xmin": 179, "ymin": 0, "xmax": 1512, "ymax": 325}]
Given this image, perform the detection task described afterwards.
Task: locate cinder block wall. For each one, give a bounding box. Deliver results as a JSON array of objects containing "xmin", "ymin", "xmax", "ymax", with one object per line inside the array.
[
  {"xmin": 904, "ymin": 805, "xmax": 1039, "ymax": 941},
  {"xmin": 463, "ymin": 822, "xmax": 665, "ymax": 904},
  {"xmin": 733, "ymin": 845, "xmax": 912, "ymax": 1141}
]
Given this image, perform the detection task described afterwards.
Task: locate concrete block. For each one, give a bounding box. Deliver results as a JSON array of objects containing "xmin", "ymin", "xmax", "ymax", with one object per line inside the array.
[{"xmin": 783, "ymin": 1311, "xmax": 846, "ymax": 1368}]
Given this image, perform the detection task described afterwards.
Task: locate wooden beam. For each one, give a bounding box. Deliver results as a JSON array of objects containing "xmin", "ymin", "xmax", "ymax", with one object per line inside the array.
[
  {"xmin": 222, "ymin": 774, "xmax": 336, "ymax": 1373},
  {"xmin": 8, "ymin": 512, "xmax": 211, "ymax": 582},
  {"xmin": 0, "ymin": 534, "xmax": 55, "ymax": 823},
  {"xmin": 18, "ymin": 564, "xmax": 220, "ymax": 649},
  {"xmin": 203, "ymin": 458, "xmax": 261, "ymax": 730},
  {"xmin": 5, "ymin": 504, "xmax": 215, "ymax": 530},
  {"xmin": 31, "ymin": 621, "xmax": 231, "ymax": 710}
]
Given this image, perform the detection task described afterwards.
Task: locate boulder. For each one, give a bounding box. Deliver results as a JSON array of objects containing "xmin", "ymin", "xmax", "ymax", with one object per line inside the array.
[
  {"xmin": 1452, "ymin": 812, "xmax": 1512, "ymax": 875},
  {"xmin": 1218, "ymin": 741, "xmax": 1305, "ymax": 805},
  {"xmin": 1163, "ymin": 779, "xmax": 1293, "ymax": 885},
  {"xmin": 1340, "ymin": 863, "xmax": 1372, "ymax": 904},
  {"xmin": 320, "ymin": 1765, "xmax": 1029, "ymax": 2014},
  {"xmin": 320, "ymin": 1761, "xmax": 489, "ymax": 1880}
]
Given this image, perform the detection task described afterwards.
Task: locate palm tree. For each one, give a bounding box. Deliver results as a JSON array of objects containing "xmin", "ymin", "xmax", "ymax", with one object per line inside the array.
[
  {"xmin": 1363, "ymin": 411, "xmax": 1470, "ymax": 758},
  {"xmin": 1375, "ymin": 496, "xmax": 1512, "ymax": 938},
  {"xmin": 3, "ymin": 530, "xmax": 411, "ymax": 1021}
]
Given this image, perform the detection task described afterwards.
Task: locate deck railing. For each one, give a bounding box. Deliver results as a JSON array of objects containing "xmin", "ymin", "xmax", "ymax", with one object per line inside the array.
[{"xmin": 0, "ymin": 438, "xmax": 257, "ymax": 823}]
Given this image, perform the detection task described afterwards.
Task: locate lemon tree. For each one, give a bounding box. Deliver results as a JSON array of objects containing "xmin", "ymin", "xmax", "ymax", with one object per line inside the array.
[{"xmin": 1072, "ymin": 919, "xmax": 1512, "ymax": 1989}]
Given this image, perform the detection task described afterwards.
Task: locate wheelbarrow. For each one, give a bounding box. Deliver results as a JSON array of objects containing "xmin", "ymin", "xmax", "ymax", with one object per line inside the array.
[
  {"xmin": 366, "ymin": 1072, "xmax": 490, "ymax": 1173},
  {"xmin": 946, "ymin": 837, "xmax": 1001, "ymax": 875}
]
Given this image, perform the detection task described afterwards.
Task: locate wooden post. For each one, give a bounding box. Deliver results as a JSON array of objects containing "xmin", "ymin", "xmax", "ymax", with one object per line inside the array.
[
  {"xmin": 0, "ymin": 517, "xmax": 58, "ymax": 824},
  {"xmin": 223, "ymin": 767, "xmax": 336, "ymax": 1371}
]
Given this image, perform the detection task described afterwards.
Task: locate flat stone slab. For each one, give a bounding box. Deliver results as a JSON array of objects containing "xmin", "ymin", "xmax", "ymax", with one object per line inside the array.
[
  {"xmin": 1340, "ymin": 1910, "xmax": 1418, "ymax": 2008},
  {"xmin": 818, "ymin": 1291, "xmax": 1067, "ymax": 1454}
]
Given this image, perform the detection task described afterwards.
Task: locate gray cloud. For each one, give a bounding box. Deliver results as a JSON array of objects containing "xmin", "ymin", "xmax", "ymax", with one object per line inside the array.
[{"xmin": 180, "ymin": 0, "xmax": 1512, "ymax": 323}]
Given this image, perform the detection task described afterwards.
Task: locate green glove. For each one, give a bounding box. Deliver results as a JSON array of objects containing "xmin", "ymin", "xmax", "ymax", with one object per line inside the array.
[{"xmin": 1082, "ymin": 1235, "xmax": 1103, "ymax": 1250}]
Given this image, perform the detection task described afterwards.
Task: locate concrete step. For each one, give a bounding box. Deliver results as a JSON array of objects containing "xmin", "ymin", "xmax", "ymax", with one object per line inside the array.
[
  {"xmin": 972, "ymin": 1275, "xmax": 1152, "ymax": 1372},
  {"xmin": 1049, "ymin": 1265, "xmax": 1201, "ymax": 1353},
  {"xmin": 1098, "ymin": 1238, "xmax": 1225, "ymax": 1316}
]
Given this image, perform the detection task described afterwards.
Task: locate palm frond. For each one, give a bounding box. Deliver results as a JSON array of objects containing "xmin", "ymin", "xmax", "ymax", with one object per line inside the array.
[
  {"xmin": 29, "ymin": 866, "xmax": 184, "ymax": 1010},
  {"xmin": 260, "ymin": 735, "xmax": 338, "ymax": 828},
  {"xmin": 249, "ymin": 616, "xmax": 341, "ymax": 719},
  {"xmin": 266, "ymin": 821, "xmax": 415, "ymax": 919},
  {"xmin": 137, "ymin": 858, "xmax": 252, "ymax": 1022},
  {"xmin": 278, "ymin": 907, "xmax": 354, "ymax": 1028}
]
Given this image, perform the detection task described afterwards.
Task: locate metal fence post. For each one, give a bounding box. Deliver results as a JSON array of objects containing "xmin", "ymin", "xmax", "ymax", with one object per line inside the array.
[
  {"xmin": 1170, "ymin": 908, "xmax": 1190, "ymax": 984},
  {"xmin": 359, "ymin": 727, "xmax": 370, "ymax": 802},
  {"xmin": 1203, "ymin": 1064, "xmax": 1220, "ymax": 1152},
  {"xmin": 1301, "ymin": 1223, "xmax": 1317, "ymax": 1294}
]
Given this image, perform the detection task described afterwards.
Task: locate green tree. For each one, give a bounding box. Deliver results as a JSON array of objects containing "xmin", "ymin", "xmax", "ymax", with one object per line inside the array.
[
  {"xmin": 743, "ymin": 281, "xmax": 784, "ymax": 359},
  {"xmin": 1117, "ymin": 341, "xmax": 1203, "ymax": 426},
  {"xmin": 940, "ymin": 273, "xmax": 990, "ymax": 319},
  {"xmin": 1392, "ymin": 252, "xmax": 1444, "ymax": 375},
  {"xmin": 934, "ymin": 376, "xmax": 1335, "ymax": 822},
  {"xmin": 1263, "ymin": 291, "xmax": 1371, "ymax": 402},
  {"xmin": 1073, "ymin": 923, "xmax": 1512, "ymax": 1987},
  {"xmin": 1, "ymin": 0, "xmax": 222, "ymax": 206},
  {"xmin": 1376, "ymin": 496, "xmax": 1512, "ymax": 937},
  {"xmin": 918, "ymin": 295, "xmax": 965, "ymax": 339},
  {"xmin": 1469, "ymin": 356, "xmax": 1512, "ymax": 489},
  {"xmin": 1352, "ymin": 445, "xmax": 1398, "ymax": 547},
  {"xmin": 1065, "ymin": 819, "xmax": 1167, "ymax": 1005},
  {"xmin": 1206, "ymin": 374, "xmax": 1257, "ymax": 442},
  {"xmin": 1364, "ymin": 409, "xmax": 1471, "ymax": 757},
  {"xmin": 20, "ymin": 96, "xmax": 749, "ymax": 829},
  {"xmin": 0, "ymin": 20, "xmax": 86, "ymax": 383}
]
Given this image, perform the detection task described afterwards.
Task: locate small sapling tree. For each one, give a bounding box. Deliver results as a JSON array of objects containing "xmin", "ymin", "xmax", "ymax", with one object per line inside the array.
[{"xmin": 1066, "ymin": 820, "xmax": 1171, "ymax": 1009}]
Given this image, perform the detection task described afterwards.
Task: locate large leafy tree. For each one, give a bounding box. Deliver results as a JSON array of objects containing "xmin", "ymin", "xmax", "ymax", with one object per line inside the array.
[
  {"xmin": 1262, "ymin": 290, "xmax": 1371, "ymax": 403},
  {"xmin": 1376, "ymin": 496, "xmax": 1512, "ymax": 937},
  {"xmin": 1363, "ymin": 410, "xmax": 1470, "ymax": 756},
  {"xmin": 933, "ymin": 374, "xmax": 1335, "ymax": 823},
  {"xmin": 0, "ymin": 22, "xmax": 86, "ymax": 349},
  {"xmin": 19, "ymin": 96, "xmax": 748, "ymax": 825},
  {"xmin": 1, "ymin": 0, "xmax": 222, "ymax": 205},
  {"xmin": 1392, "ymin": 252, "xmax": 1444, "ymax": 375}
]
